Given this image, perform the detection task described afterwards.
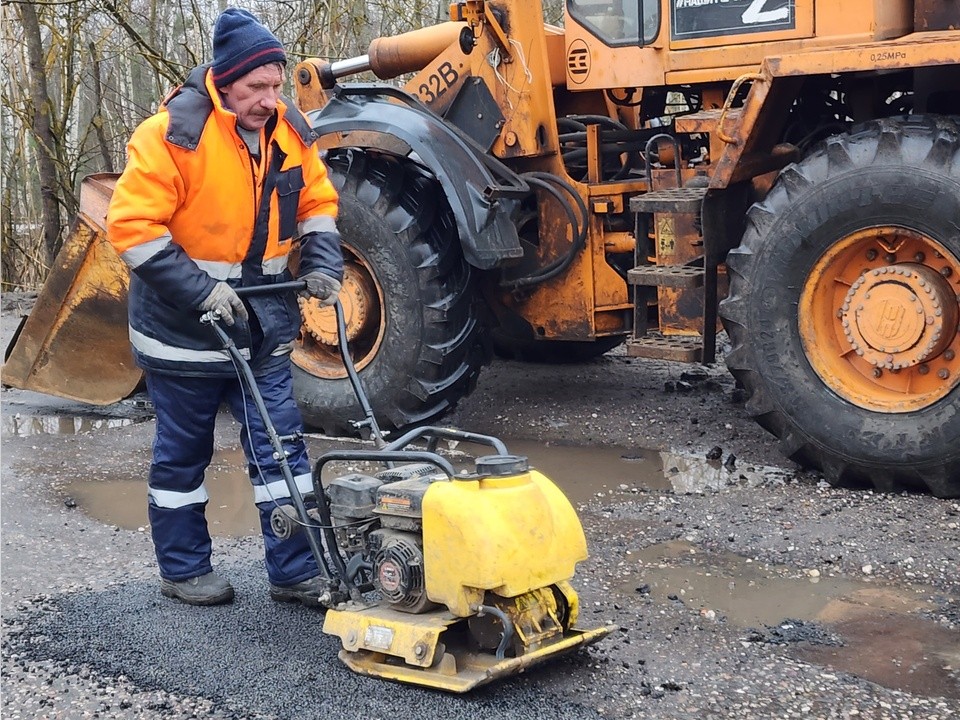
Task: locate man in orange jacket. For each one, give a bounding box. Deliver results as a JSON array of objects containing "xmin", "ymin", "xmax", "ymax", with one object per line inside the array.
[{"xmin": 107, "ymin": 8, "xmax": 342, "ymax": 606}]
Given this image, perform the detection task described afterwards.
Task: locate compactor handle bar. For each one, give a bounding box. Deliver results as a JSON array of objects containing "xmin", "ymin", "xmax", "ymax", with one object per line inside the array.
[
  {"xmin": 230, "ymin": 279, "xmax": 387, "ymax": 446},
  {"xmin": 234, "ymin": 280, "xmax": 307, "ymax": 297}
]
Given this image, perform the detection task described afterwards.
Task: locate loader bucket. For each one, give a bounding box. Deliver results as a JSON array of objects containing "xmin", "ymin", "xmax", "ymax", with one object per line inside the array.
[{"xmin": 2, "ymin": 173, "xmax": 141, "ymax": 405}]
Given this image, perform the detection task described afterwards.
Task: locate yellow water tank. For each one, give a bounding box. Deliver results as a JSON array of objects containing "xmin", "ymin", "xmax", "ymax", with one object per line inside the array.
[{"xmin": 422, "ymin": 455, "xmax": 588, "ymax": 617}]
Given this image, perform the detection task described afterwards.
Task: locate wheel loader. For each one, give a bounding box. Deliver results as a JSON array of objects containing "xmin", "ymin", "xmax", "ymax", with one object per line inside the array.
[{"xmin": 5, "ymin": 0, "xmax": 960, "ymax": 495}]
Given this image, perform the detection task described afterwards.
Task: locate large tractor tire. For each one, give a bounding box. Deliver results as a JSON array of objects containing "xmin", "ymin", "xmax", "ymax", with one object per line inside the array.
[
  {"xmin": 719, "ymin": 117, "xmax": 960, "ymax": 496},
  {"xmin": 291, "ymin": 148, "xmax": 489, "ymax": 435}
]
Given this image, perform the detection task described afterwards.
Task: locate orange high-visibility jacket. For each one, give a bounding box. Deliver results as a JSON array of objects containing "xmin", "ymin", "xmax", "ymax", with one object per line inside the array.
[{"xmin": 107, "ymin": 64, "xmax": 342, "ymax": 377}]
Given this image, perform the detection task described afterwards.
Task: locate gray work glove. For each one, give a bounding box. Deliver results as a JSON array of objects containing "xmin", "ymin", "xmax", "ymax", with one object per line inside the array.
[
  {"xmin": 198, "ymin": 281, "xmax": 248, "ymax": 326},
  {"xmin": 299, "ymin": 271, "xmax": 341, "ymax": 307}
]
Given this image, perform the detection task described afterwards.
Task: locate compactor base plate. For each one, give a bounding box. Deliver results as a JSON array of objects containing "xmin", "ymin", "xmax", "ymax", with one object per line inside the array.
[{"xmin": 323, "ymin": 604, "xmax": 616, "ymax": 692}]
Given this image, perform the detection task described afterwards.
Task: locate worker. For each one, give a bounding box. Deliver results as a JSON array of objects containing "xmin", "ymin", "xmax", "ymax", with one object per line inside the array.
[{"xmin": 106, "ymin": 8, "xmax": 342, "ymax": 606}]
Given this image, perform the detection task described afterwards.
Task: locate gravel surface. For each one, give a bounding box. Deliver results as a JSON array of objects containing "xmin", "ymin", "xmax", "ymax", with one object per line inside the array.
[{"xmin": 2, "ymin": 293, "xmax": 958, "ymax": 719}]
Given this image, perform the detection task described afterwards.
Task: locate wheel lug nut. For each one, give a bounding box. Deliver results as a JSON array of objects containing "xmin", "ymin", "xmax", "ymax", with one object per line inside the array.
[
  {"xmin": 914, "ymin": 252, "xmax": 926, "ymax": 262},
  {"xmin": 941, "ymin": 266, "xmax": 953, "ymax": 278},
  {"xmin": 918, "ymin": 364, "xmax": 930, "ymax": 375},
  {"xmin": 885, "ymin": 253, "xmax": 897, "ymax": 263},
  {"xmin": 938, "ymin": 368, "xmax": 950, "ymax": 380},
  {"xmin": 945, "ymin": 349, "xmax": 956, "ymax": 361},
  {"xmin": 866, "ymin": 249, "xmax": 878, "ymax": 261},
  {"xmin": 872, "ymin": 368, "xmax": 883, "ymax": 378}
]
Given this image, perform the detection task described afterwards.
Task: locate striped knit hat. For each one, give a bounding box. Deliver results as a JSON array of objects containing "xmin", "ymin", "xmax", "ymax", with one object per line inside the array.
[{"xmin": 211, "ymin": 8, "xmax": 286, "ymax": 88}]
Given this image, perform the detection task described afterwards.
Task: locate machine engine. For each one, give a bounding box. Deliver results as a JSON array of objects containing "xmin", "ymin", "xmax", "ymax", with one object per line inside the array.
[{"xmin": 327, "ymin": 463, "xmax": 443, "ymax": 613}]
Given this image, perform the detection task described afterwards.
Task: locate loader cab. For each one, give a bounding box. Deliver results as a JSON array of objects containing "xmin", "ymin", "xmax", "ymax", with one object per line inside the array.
[
  {"xmin": 562, "ymin": 0, "xmax": 918, "ymax": 89},
  {"xmin": 565, "ymin": 0, "xmax": 804, "ymax": 50},
  {"xmin": 566, "ymin": 0, "xmax": 661, "ymax": 47}
]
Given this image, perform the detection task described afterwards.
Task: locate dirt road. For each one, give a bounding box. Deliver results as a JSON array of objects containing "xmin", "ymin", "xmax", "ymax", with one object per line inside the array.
[{"xmin": 1, "ymin": 293, "xmax": 958, "ymax": 719}]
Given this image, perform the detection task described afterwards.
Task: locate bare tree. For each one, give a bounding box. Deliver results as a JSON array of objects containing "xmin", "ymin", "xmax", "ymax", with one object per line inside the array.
[{"xmin": 15, "ymin": 1, "xmax": 64, "ymax": 265}]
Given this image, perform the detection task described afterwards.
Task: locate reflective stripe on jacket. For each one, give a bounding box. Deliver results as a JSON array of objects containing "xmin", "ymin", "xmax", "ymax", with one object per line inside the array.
[{"xmin": 106, "ymin": 64, "xmax": 342, "ymax": 377}]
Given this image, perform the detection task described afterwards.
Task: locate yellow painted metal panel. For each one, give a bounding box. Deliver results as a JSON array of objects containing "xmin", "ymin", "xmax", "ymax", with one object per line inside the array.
[{"xmin": 422, "ymin": 470, "xmax": 588, "ymax": 617}]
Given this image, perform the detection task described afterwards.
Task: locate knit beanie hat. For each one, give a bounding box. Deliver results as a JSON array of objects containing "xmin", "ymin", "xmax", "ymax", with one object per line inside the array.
[{"xmin": 211, "ymin": 8, "xmax": 286, "ymax": 88}]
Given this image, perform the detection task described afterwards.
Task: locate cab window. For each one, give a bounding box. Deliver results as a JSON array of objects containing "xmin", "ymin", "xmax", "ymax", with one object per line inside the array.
[{"xmin": 567, "ymin": 0, "xmax": 660, "ymax": 46}]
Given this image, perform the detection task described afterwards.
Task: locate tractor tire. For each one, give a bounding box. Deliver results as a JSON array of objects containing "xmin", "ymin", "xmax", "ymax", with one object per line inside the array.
[
  {"xmin": 719, "ymin": 116, "xmax": 960, "ymax": 496},
  {"xmin": 291, "ymin": 148, "xmax": 489, "ymax": 435}
]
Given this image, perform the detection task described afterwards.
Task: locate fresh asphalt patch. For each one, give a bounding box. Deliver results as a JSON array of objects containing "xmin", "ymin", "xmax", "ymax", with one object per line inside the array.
[{"xmin": 3, "ymin": 557, "xmax": 606, "ymax": 719}]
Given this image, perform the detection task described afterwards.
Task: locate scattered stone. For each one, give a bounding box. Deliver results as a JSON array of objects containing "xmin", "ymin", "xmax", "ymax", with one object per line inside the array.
[{"xmin": 745, "ymin": 619, "xmax": 844, "ymax": 646}]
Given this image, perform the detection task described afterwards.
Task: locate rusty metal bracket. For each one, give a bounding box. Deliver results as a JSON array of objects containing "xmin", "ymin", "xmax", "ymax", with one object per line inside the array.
[
  {"xmin": 716, "ymin": 73, "xmax": 765, "ymax": 145},
  {"xmin": 454, "ymin": 1, "xmax": 513, "ymax": 62}
]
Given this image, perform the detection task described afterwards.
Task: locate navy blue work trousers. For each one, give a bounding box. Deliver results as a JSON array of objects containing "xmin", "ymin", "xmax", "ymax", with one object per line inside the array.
[{"xmin": 145, "ymin": 365, "xmax": 318, "ymax": 585}]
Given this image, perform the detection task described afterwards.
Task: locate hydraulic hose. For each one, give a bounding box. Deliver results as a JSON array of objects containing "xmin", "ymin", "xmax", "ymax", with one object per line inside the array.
[
  {"xmin": 502, "ymin": 172, "xmax": 589, "ymax": 290},
  {"xmin": 476, "ymin": 604, "xmax": 515, "ymax": 660},
  {"xmin": 557, "ymin": 115, "xmax": 642, "ymax": 181}
]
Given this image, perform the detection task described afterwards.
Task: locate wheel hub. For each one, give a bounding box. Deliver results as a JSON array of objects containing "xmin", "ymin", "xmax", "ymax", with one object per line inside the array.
[
  {"xmin": 292, "ymin": 250, "xmax": 385, "ymax": 380},
  {"xmin": 841, "ymin": 263, "xmax": 958, "ymax": 370},
  {"xmin": 299, "ymin": 264, "xmax": 378, "ymax": 347},
  {"xmin": 799, "ymin": 226, "xmax": 960, "ymax": 412}
]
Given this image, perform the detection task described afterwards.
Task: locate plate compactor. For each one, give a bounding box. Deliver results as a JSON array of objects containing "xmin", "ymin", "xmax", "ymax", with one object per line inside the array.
[{"xmin": 211, "ymin": 284, "xmax": 615, "ymax": 692}]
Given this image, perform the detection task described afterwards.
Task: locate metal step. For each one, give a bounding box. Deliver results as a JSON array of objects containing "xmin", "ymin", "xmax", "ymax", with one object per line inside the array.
[
  {"xmin": 628, "ymin": 264, "xmax": 705, "ymax": 288},
  {"xmin": 626, "ymin": 333, "xmax": 702, "ymax": 362},
  {"xmin": 629, "ymin": 187, "xmax": 707, "ymax": 214}
]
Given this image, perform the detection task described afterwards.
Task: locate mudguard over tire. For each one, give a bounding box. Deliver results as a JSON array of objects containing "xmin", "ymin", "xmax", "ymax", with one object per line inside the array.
[
  {"xmin": 292, "ymin": 149, "xmax": 489, "ymax": 434},
  {"xmin": 720, "ymin": 117, "xmax": 960, "ymax": 496}
]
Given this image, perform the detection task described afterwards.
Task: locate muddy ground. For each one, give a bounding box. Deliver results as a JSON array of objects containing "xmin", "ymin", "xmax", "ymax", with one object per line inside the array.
[{"xmin": 1, "ymin": 292, "xmax": 958, "ymax": 719}]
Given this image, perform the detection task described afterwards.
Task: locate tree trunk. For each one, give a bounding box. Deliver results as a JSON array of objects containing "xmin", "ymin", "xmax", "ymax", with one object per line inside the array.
[
  {"xmin": 87, "ymin": 42, "xmax": 115, "ymax": 173},
  {"xmin": 18, "ymin": 2, "xmax": 63, "ymax": 264}
]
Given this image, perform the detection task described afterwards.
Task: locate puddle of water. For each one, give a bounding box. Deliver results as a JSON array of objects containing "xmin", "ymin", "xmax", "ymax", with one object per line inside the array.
[
  {"xmin": 2, "ymin": 414, "xmax": 138, "ymax": 438},
  {"xmin": 61, "ymin": 448, "xmax": 261, "ymax": 537},
  {"xmin": 505, "ymin": 440, "xmax": 667, "ymax": 503},
  {"xmin": 503, "ymin": 440, "xmax": 795, "ymax": 502},
  {"xmin": 626, "ymin": 540, "xmax": 870, "ymax": 626},
  {"xmin": 6, "ymin": 404, "xmax": 794, "ymax": 498},
  {"xmin": 622, "ymin": 540, "xmax": 959, "ymax": 699},
  {"xmin": 794, "ymin": 610, "xmax": 960, "ymax": 699},
  {"xmin": 56, "ymin": 432, "xmax": 798, "ymax": 537}
]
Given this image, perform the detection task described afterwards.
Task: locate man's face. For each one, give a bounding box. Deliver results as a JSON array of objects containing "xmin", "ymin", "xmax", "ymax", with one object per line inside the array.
[{"xmin": 220, "ymin": 63, "xmax": 284, "ymax": 131}]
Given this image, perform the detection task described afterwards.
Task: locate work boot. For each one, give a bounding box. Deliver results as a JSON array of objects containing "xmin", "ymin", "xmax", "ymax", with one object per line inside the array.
[
  {"xmin": 160, "ymin": 572, "xmax": 235, "ymax": 606},
  {"xmin": 269, "ymin": 575, "xmax": 327, "ymax": 608}
]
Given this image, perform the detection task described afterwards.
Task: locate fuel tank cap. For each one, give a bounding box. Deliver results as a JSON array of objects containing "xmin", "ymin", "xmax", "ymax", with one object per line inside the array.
[{"xmin": 475, "ymin": 454, "xmax": 529, "ymax": 477}]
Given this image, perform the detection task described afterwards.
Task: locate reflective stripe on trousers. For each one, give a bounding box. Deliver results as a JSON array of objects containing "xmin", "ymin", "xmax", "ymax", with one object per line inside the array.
[{"xmin": 145, "ymin": 366, "xmax": 318, "ymax": 585}]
